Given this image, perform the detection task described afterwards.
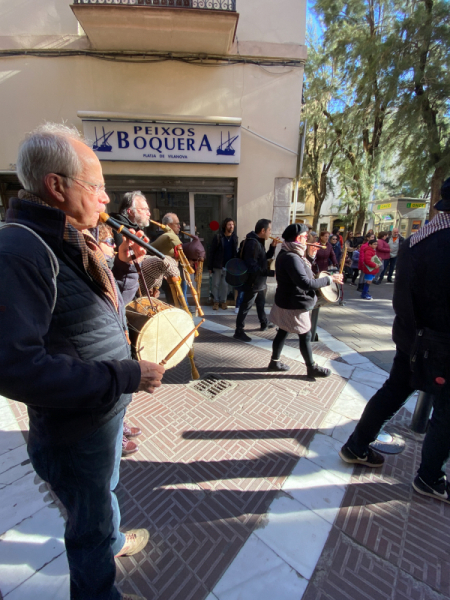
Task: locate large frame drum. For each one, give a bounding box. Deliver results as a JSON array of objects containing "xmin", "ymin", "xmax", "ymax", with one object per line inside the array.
[
  {"xmin": 126, "ymin": 297, "xmax": 195, "ymax": 368},
  {"xmin": 315, "ymin": 271, "xmax": 341, "ymax": 307}
]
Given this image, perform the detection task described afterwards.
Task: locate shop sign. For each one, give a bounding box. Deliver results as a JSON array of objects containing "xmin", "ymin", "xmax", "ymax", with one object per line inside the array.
[
  {"xmin": 411, "ymin": 220, "xmax": 422, "ymax": 231},
  {"xmin": 377, "ymin": 203, "xmax": 392, "ymax": 210},
  {"xmin": 81, "ymin": 119, "xmax": 241, "ymax": 164},
  {"xmin": 382, "ymin": 214, "xmax": 394, "ymax": 221},
  {"xmin": 406, "ymin": 202, "xmax": 426, "ymax": 209}
]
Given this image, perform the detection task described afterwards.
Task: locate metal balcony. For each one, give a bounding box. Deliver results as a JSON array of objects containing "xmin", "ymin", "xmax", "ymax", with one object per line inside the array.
[
  {"xmin": 72, "ymin": 0, "xmax": 238, "ymax": 53},
  {"xmin": 73, "ymin": 0, "xmax": 236, "ymax": 10}
]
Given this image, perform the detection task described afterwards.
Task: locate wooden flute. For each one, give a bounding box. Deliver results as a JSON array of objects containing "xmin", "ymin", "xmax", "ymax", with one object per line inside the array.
[
  {"xmin": 99, "ymin": 213, "xmax": 165, "ymax": 259},
  {"xmin": 150, "ymin": 218, "xmax": 196, "ymax": 239}
]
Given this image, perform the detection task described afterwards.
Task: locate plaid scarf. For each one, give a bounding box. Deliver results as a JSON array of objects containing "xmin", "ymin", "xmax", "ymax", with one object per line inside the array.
[
  {"xmin": 18, "ymin": 190, "xmax": 119, "ymax": 311},
  {"xmin": 410, "ymin": 212, "xmax": 450, "ymax": 247}
]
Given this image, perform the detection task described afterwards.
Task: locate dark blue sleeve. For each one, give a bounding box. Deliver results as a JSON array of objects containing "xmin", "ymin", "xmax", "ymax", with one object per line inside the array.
[{"xmin": 0, "ymin": 243, "xmax": 141, "ymax": 410}]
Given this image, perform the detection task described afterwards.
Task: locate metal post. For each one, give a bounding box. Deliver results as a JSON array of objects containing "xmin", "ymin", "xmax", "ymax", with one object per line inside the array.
[
  {"xmin": 292, "ymin": 120, "xmax": 307, "ymax": 224},
  {"xmin": 310, "ymin": 307, "xmax": 320, "ymax": 342},
  {"xmin": 410, "ymin": 391, "xmax": 434, "ymax": 434}
]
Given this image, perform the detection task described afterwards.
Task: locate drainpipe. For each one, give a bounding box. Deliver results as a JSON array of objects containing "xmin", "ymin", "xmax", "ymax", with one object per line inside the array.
[{"xmin": 292, "ymin": 120, "xmax": 307, "ymax": 224}]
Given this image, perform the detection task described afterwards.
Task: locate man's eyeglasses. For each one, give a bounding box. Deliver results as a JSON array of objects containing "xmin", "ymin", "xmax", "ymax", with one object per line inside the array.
[
  {"xmin": 102, "ymin": 237, "xmax": 115, "ymax": 248},
  {"xmin": 56, "ymin": 173, "xmax": 106, "ymax": 195}
]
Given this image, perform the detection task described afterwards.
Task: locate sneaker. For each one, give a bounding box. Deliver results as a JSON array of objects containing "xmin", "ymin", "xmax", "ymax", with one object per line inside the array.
[
  {"xmin": 122, "ymin": 436, "xmax": 139, "ymax": 456},
  {"xmin": 348, "ymin": 282, "xmax": 356, "ymax": 286},
  {"xmin": 268, "ymin": 359, "xmax": 290, "ymax": 372},
  {"xmin": 386, "ymin": 279, "xmax": 393, "ymax": 283},
  {"xmin": 220, "ymin": 302, "xmax": 228, "ymax": 310},
  {"xmin": 412, "ymin": 475, "xmax": 450, "ymax": 504},
  {"xmin": 234, "ymin": 307, "xmax": 239, "ymax": 314},
  {"xmin": 339, "ymin": 442, "xmax": 384, "ymax": 467},
  {"xmin": 306, "ymin": 363, "xmax": 331, "ymax": 378},
  {"xmin": 123, "ymin": 422, "xmax": 142, "ymax": 438},
  {"xmin": 115, "ymin": 529, "xmax": 150, "ymax": 557},
  {"xmin": 213, "ymin": 302, "xmax": 219, "ymax": 310},
  {"xmin": 361, "ymin": 294, "xmax": 373, "ymax": 301},
  {"xmin": 233, "ymin": 330, "xmax": 252, "ymax": 342},
  {"xmin": 260, "ymin": 322, "xmax": 274, "ymax": 331}
]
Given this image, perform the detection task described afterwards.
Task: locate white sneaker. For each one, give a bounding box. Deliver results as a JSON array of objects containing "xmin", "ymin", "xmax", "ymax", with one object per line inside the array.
[{"xmin": 234, "ymin": 307, "xmax": 239, "ymax": 314}]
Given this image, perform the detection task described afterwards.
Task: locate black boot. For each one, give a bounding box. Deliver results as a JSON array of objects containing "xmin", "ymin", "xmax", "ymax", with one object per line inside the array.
[
  {"xmin": 233, "ymin": 329, "xmax": 251, "ymax": 342},
  {"xmin": 307, "ymin": 363, "xmax": 331, "ymax": 378},
  {"xmin": 268, "ymin": 359, "xmax": 290, "ymax": 372}
]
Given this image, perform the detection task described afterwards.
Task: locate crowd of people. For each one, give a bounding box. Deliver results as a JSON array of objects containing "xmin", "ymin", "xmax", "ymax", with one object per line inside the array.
[{"xmin": 1, "ymin": 122, "xmax": 449, "ymax": 600}]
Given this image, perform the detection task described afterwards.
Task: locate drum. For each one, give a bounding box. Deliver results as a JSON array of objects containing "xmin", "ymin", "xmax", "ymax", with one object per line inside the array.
[
  {"xmin": 126, "ymin": 297, "xmax": 195, "ymax": 368},
  {"xmin": 225, "ymin": 257, "xmax": 248, "ymax": 287},
  {"xmin": 315, "ymin": 271, "xmax": 341, "ymax": 307}
]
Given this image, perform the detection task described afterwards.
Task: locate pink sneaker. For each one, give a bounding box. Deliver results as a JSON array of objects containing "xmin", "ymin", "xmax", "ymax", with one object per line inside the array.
[
  {"xmin": 123, "ymin": 421, "xmax": 142, "ymax": 438},
  {"xmin": 122, "ymin": 435, "xmax": 138, "ymax": 456}
]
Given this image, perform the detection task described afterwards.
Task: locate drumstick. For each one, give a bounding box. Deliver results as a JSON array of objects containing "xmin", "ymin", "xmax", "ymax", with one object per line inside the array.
[
  {"xmin": 150, "ymin": 218, "xmax": 196, "ymax": 239},
  {"xmin": 339, "ymin": 243, "xmax": 348, "ymax": 275},
  {"xmin": 159, "ymin": 319, "xmax": 205, "ymax": 366}
]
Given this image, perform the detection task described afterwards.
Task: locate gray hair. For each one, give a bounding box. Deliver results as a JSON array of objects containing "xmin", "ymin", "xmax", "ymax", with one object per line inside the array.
[
  {"xmin": 118, "ymin": 191, "xmax": 146, "ymax": 216},
  {"xmin": 16, "ymin": 123, "xmax": 85, "ymax": 198},
  {"xmin": 162, "ymin": 213, "xmax": 177, "ymax": 225}
]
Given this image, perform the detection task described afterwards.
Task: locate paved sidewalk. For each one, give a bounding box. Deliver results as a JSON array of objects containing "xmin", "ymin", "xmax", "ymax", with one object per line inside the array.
[{"xmin": 1, "ymin": 288, "xmax": 449, "ymax": 600}]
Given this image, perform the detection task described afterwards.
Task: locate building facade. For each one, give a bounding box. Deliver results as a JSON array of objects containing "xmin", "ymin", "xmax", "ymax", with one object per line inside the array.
[{"xmin": 0, "ymin": 0, "xmax": 307, "ymax": 250}]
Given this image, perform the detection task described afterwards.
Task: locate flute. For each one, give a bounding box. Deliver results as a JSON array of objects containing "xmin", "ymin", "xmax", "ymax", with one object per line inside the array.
[
  {"xmin": 150, "ymin": 218, "xmax": 196, "ymax": 239},
  {"xmin": 269, "ymin": 236, "xmax": 326, "ymax": 249},
  {"xmin": 99, "ymin": 213, "xmax": 165, "ymax": 259}
]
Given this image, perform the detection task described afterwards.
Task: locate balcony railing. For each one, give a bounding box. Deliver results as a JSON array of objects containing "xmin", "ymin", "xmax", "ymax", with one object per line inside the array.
[{"xmin": 73, "ymin": 0, "xmax": 236, "ymax": 11}]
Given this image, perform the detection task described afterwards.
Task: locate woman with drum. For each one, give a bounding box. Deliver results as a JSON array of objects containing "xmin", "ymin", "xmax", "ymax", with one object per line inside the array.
[{"xmin": 267, "ymin": 224, "xmax": 343, "ymax": 377}]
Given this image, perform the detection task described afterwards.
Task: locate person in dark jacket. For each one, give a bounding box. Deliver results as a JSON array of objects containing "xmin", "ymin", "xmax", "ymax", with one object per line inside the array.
[
  {"xmin": 208, "ymin": 217, "xmax": 238, "ymax": 310},
  {"xmin": 314, "ymin": 231, "xmax": 338, "ymax": 273},
  {"xmin": 0, "ymin": 124, "xmax": 164, "ymax": 600},
  {"xmin": 329, "ymin": 234, "xmax": 342, "ymax": 265},
  {"xmin": 339, "ymin": 177, "xmax": 450, "ymax": 504},
  {"xmin": 267, "ymin": 223, "xmax": 343, "ymax": 376},
  {"xmin": 233, "ymin": 218, "xmax": 276, "ymax": 342},
  {"xmin": 110, "ymin": 190, "xmax": 151, "ymax": 247}
]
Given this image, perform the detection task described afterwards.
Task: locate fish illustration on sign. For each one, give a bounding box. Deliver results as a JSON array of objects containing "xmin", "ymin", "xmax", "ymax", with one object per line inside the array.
[
  {"xmin": 216, "ymin": 131, "xmax": 239, "ymax": 156},
  {"xmin": 93, "ymin": 127, "xmax": 114, "ymax": 152}
]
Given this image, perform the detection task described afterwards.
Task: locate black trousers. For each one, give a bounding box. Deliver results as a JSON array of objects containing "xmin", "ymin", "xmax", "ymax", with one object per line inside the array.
[
  {"xmin": 235, "ymin": 289, "xmax": 267, "ymax": 330},
  {"xmin": 271, "ymin": 328, "xmax": 314, "ymax": 367},
  {"xmin": 349, "ymin": 348, "xmax": 450, "ymax": 485}
]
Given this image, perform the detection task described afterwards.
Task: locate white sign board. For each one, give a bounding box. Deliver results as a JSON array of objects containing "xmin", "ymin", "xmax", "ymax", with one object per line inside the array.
[{"xmin": 82, "ymin": 119, "xmax": 240, "ymax": 164}]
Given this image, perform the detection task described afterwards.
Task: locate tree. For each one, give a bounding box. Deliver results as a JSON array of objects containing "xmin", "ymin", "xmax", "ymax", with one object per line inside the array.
[
  {"xmin": 388, "ymin": 0, "xmax": 450, "ymax": 218},
  {"xmin": 314, "ymin": 0, "xmax": 400, "ymax": 231},
  {"xmin": 302, "ymin": 35, "xmax": 341, "ymax": 230}
]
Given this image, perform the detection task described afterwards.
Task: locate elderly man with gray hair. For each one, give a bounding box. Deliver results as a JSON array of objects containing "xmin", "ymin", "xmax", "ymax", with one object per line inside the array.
[
  {"xmin": 0, "ymin": 123, "xmax": 164, "ymax": 600},
  {"xmin": 111, "ymin": 190, "xmax": 151, "ymax": 247}
]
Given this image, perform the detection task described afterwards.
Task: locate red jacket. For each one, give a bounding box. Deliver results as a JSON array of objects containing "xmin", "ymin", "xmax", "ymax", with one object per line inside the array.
[
  {"xmin": 361, "ymin": 244, "xmax": 380, "ymax": 275},
  {"xmin": 358, "ymin": 242, "xmax": 368, "ymax": 269},
  {"xmin": 376, "ymin": 239, "xmax": 391, "ymax": 261}
]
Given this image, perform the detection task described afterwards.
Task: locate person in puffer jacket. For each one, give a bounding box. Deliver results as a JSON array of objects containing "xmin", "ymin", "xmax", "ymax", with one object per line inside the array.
[{"xmin": 360, "ymin": 238, "xmax": 380, "ymax": 300}]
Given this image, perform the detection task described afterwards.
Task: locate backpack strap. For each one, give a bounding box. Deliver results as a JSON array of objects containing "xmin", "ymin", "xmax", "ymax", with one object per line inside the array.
[{"xmin": 1, "ymin": 223, "xmax": 59, "ymax": 313}]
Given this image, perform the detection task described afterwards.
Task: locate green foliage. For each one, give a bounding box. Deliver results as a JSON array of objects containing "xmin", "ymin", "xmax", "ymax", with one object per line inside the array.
[{"xmin": 309, "ymin": 0, "xmax": 450, "ymax": 223}]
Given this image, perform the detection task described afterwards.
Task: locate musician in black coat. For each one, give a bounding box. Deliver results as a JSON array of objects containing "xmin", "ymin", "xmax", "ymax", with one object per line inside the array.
[
  {"xmin": 340, "ymin": 177, "xmax": 450, "ymax": 504},
  {"xmin": 233, "ymin": 219, "xmax": 277, "ymax": 342},
  {"xmin": 267, "ymin": 223, "xmax": 343, "ymax": 377}
]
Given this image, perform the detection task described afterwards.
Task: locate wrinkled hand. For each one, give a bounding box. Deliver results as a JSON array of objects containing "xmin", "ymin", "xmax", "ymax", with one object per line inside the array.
[
  {"xmin": 137, "ymin": 361, "xmax": 165, "ymax": 393},
  {"xmin": 307, "ymin": 246, "xmax": 318, "ymax": 258},
  {"xmin": 332, "ymin": 273, "xmax": 344, "ymax": 284},
  {"xmin": 118, "ymin": 229, "xmax": 148, "ymax": 263}
]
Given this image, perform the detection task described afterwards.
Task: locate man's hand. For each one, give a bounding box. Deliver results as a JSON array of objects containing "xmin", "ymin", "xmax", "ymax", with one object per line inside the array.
[
  {"xmin": 271, "ymin": 239, "xmax": 279, "ymax": 247},
  {"xmin": 332, "ymin": 273, "xmax": 344, "ymax": 284},
  {"xmin": 118, "ymin": 229, "xmax": 148, "ymax": 263},
  {"xmin": 137, "ymin": 361, "xmax": 165, "ymax": 393}
]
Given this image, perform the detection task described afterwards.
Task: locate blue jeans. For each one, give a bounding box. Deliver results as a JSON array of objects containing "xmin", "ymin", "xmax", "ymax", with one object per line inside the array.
[
  {"xmin": 375, "ymin": 258, "xmax": 390, "ymax": 282},
  {"xmin": 386, "ymin": 256, "xmax": 397, "ymax": 281},
  {"xmin": 28, "ymin": 410, "xmax": 126, "ymax": 600}
]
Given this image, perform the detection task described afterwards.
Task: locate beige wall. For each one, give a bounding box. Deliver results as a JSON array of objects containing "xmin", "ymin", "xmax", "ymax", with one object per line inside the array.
[
  {"xmin": 0, "ymin": 0, "xmax": 306, "ymax": 236},
  {"xmin": 0, "ymin": 55, "xmax": 302, "ymax": 236}
]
